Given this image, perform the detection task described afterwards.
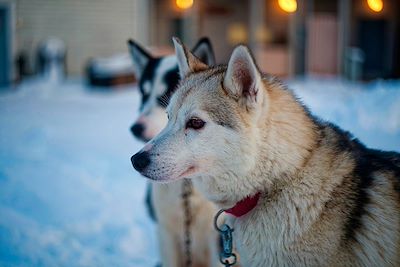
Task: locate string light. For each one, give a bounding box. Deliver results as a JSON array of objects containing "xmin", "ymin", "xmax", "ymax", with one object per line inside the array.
[
  {"xmin": 367, "ymin": 0, "xmax": 383, "ymax": 12},
  {"xmin": 176, "ymin": 0, "xmax": 194, "ymax": 10},
  {"xmin": 278, "ymin": 0, "xmax": 297, "ymax": 13}
]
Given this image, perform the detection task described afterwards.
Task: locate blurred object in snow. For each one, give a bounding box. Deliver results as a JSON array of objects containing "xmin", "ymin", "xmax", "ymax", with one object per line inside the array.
[
  {"xmin": 86, "ymin": 53, "xmax": 136, "ymax": 87},
  {"xmin": 344, "ymin": 47, "xmax": 365, "ymax": 81},
  {"xmin": 37, "ymin": 38, "xmax": 66, "ymax": 83}
]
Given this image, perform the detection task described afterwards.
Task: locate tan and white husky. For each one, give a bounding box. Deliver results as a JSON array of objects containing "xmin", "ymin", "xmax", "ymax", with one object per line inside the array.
[
  {"xmin": 132, "ymin": 38, "xmax": 400, "ymax": 267},
  {"xmin": 128, "ymin": 38, "xmax": 221, "ymax": 267}
]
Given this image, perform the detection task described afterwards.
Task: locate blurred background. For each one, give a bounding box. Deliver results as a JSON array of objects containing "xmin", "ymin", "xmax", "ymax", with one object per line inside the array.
[
  {"xmin": 1, "ymin": 0, "xmax": 400, "ymax": 84},
  {"xmin": 0, "ymin": 0, "xmax": 399, "ymax": 266}
]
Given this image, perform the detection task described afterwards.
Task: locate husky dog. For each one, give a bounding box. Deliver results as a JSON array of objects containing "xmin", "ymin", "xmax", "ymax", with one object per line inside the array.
[
  {"xmin": 132, "ymin": 38, "xmax": 400, "ymax": 267},
  {"xmin": 128, "ymin": 38, "xmax": 215, "ymax": 142},
  {"xmin": 128, "ymin": 38, "xmax": 222, "ymax": 267}
]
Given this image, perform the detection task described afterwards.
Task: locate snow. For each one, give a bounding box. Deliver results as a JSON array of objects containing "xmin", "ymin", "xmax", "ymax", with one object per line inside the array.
[
  {"xmin": 0, "ymin": 77, "xmax": 399, "ymax": 267},
  {"xmin": 0, "ymin": 78, "xmax": 158, "ymax": 267},
  {"xmin": 289, "ymin": 78, "xmax": 400, "ymax": 151}
]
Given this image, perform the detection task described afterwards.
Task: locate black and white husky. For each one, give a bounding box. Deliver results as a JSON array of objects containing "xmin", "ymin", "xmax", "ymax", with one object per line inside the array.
[
  {"xmin": 129, "ymin": 38, "xmax": 214, "ymax": 142},
  {"xmin": 128, "ymin": 38, "xmax": 222, "ymax": 267}
]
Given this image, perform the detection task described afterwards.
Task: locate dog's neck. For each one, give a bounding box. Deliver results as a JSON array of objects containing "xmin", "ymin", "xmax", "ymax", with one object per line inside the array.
[
  {"xmin": 228, "ymin": 81, "xmax": 322, "ymax": 214},
  {"xmin": 232, "ymin": 82, "xmax": 336, "ymax": 235},
  {"xmin": 257, "ymin": 81, "xmax": 320, "ymax": 189}
]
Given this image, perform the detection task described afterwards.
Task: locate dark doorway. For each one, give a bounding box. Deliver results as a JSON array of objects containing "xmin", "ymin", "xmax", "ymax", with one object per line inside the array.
[{"xmin": 358, "ymin": 19, "xmax": 389, "ymax": 80}]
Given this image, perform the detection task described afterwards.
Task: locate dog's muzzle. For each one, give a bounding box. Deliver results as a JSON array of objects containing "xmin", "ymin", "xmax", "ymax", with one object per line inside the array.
[{"xmin": 131, "ymin": 151, "xmax": 151, "ymax": 172}]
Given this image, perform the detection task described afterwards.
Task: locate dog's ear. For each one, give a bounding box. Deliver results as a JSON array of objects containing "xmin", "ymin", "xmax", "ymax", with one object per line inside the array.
[
  {"xmin": 223, "ymin": 45, "xmax": 263, "ymax": 109},
  {"xmin": 173, "ymin": 37, "xmax": 208, "ymax": 78},
  {"xmin": 127, "ymin": 39, "xmax": 153, "ymax": 79},
  {"xmin": 191, "ymin": 37, "xmax": 216, "ymax": 66}
]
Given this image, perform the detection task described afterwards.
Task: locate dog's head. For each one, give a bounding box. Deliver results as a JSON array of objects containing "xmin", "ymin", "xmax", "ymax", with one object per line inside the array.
[
  {"xmin": 131, "ymin": 38, "xmax": 270, "ymax": 207},
  {"xmin": 131, "ymin": 38, "xmax": 314, "ymax": 208},
  {"xmin": 128, "ymin": 38, "xmax": 215, "ymax": 142}
]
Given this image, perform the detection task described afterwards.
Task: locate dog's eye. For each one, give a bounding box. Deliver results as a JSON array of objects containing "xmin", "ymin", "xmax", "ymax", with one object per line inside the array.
[{"xmin": 186, "ymin": 117, "xmax": 205, "ymax": 130}]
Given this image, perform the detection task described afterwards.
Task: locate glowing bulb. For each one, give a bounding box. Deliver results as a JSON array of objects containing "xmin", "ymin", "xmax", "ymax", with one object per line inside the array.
[
  {"xmin": 367, "ymin": 0, "xmax": 383, "ymax": 12},
  {"xmin": 278, "ymin": 0, "xmax": 297, "ymax": 13},
  {"xmin": 176, "ymin": 0, "xmax": 194, "ymax": 10}
]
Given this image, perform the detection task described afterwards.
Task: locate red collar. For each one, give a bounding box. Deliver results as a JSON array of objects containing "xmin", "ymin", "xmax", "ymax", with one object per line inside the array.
[{"xmin": 225, "ymin": 192, "xmax": 261, "ymax": 217}]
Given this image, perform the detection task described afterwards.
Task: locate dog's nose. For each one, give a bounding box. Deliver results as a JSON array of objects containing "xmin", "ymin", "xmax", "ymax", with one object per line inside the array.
[
  {"xmin": 131, "ymin": 123, "xmax": 144, "ymax": 138},
  {"xmin": 131, "ymin": 151, "xmax": 151, "ymax": 172}
]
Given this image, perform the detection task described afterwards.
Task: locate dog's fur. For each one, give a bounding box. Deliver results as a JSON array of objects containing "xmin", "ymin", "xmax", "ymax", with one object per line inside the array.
[
  {"xmin": 128, "ymin": 38, "xmax": 222, "ymax": 267},
  {"xmin": 132, "ymin": 38, "xmax": 400, "ymax": 266}
]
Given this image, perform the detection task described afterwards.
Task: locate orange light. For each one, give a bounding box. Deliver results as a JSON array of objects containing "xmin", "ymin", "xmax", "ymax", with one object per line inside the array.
[
  {"xmin": 176, "ymin": 0, "xmax": 194, "ymax": 10},
  {"xmin": 227, "ymin": 23, "xmax": 248, "ymax": 45},
  {"xmin": 367, "ymin": 0, "xmax": 383, "ymax": 12},
  {"xmin": 278, "ymin": 0, "xmax": 297, "ymax": 13}
]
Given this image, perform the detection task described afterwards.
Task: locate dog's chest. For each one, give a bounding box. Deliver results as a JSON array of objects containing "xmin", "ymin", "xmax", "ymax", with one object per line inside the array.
[
  {"xmin": 232, "ymin": 213, "xmax": 288, "ymax": 267},
  {"xmin": 152, "ymin": 183, "xmax": 184, "ymax": 229},
  {"xmin": 230, "ymin": 207, "xmax": 327, "ymax": 267}
]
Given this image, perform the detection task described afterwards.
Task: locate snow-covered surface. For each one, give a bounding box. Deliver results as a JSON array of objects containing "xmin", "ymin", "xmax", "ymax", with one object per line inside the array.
[
  {"xmin": 289, "ymin": 78, "xmax": 400, "ymax": 151},
  {"xmin": 0, "ymin": 78, "xmax": 158, "ymax": 267},
  {"xmin": 0, "ymin": 77, "xmax": 399, "ymax": 267}
]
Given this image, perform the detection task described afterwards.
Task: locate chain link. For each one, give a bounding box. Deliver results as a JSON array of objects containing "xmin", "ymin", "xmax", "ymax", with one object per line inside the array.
[{"xmin": 182, "ymin": 179, "xmax": 193, "ymax": 267}]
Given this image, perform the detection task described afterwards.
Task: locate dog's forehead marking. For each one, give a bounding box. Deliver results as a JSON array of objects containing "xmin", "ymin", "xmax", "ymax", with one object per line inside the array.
[
  {"xmin": 169, "ymin": 66, "xmax": 239, "ymax": 130},
  {"xmin": 141, "ymin": 55, "xmax": 178, "ymax": 113},
  {"xmin": 139, "ymin": 58, "xmax": 161, "ymax": 108},
  {"xmin": 174, "ymin": 66, "xmax": 225, "ymax": 108},
  {"xmin": 142, "ymin": 81, "xmax": 151, "ymax": 94},
  {"xmin": 157, "ymin": 57, "xmax": 180, "ymax": 108},
  {"xmin": 154, "ymin": 55, "xmax": 177, "ymax": 96},
  {"xmin": 201, "ymin": 96, "xmax": 239, "ymax": 130}
]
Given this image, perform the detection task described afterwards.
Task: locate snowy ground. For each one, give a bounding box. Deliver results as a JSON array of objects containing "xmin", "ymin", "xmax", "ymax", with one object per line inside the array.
[
  {"xmin": 289, "ymin": 78, "xmax": 400, "ymax": 151},
  {"xmin": 0, "ymin": 77, "xmax": 399, "ymax": 267}
]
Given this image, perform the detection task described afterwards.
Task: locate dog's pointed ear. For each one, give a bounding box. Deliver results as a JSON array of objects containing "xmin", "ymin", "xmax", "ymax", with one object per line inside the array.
[
  {"xmin": 191, "ymin": 37, "xmax": 215, "ymax": 66},
  {"xmin": 223, "ymin": 45, "xmax": 263, "ymax": 109},
  {"xmin": 173, "ymin": 37, "xmax": 208, "ymax": 78},
  {"xmin": 127, "ymin": 39, "xmax": 153, "ymax": 79}
]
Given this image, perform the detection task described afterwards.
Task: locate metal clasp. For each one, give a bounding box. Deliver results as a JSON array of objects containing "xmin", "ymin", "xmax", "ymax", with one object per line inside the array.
[{"xmin": 214, "ymin": 209, "xmax": 237, "ymax": 266}]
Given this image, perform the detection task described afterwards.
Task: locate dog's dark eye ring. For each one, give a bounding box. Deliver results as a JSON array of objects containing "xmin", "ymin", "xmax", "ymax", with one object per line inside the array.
[{"xmin": 186, "ymin": 117, "xmax": 205, "ymax": 130}]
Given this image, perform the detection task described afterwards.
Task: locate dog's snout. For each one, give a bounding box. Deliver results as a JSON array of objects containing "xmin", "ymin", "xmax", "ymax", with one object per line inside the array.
[
  {"xmin": 131, "ymin": 123, "xmax": 145, "ymax": 138},
  {"xmin": 131, "ymin": 151, "xmax": 151, "ymax": 172}
]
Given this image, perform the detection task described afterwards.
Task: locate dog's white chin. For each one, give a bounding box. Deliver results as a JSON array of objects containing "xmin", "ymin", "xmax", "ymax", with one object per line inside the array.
[
  {"xmin": 144, "ymin": 166, "xmax": 198, "ymax": 184},
  {"xmin": 148, "ymin": 177, "xmax": 177, "ymax": 184},
  {"xmin": 145, "ymin": 174, "xmax": 182, "ymax": 184}
]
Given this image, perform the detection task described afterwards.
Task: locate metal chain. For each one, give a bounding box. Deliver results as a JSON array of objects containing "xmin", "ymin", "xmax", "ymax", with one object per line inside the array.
[
  {"xmin": 182, "ymin": 179, "xmax": 193, "ymax": 267},
  {"xmin": 214, "ymin": 209, "xmax": 237, "ymax": 267}
]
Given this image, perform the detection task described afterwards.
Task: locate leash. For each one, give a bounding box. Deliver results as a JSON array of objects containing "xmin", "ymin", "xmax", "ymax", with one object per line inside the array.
[
  {"xmin": 214, "ymin": 209, "xmax": 237, "ymax": 267},
  {"xmin": 182, "ymin": 179, "xmax": 193, "ymax": 267}
]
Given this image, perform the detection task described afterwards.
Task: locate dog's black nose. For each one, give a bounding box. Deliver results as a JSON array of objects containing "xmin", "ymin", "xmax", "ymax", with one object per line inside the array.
[
  {"xmin": 131, "ymin": 151, "xmax": 151, "ymax": 172},
  {"xmin": 131, "ymin": 123, "xmax": 144, "ymax": 138}
]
